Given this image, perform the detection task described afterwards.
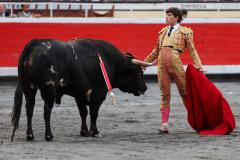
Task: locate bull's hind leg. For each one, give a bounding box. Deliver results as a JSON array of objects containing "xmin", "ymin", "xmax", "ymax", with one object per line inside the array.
[
  {"xmin": 41, "ymin": 88, "xmax": 55, "ymax": 141},
  {"xmin": 24, "ymin": 88, "xmax": 37, "ymax": 141},
  {"xmin": 75, "ymin": 98, "xmax": 89, "ymax": 136}
]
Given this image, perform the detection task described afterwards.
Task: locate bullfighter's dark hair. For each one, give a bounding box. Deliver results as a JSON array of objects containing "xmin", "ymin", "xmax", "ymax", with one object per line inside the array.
[{"xmin": 166, "ymin": 7, "xmax": 183, "ymax": 23}]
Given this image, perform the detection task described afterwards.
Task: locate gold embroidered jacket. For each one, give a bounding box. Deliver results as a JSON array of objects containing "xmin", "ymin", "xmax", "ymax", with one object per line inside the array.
[{"xmin": 145, "ymin": 26, "xmax": 203, "ymax": 70}]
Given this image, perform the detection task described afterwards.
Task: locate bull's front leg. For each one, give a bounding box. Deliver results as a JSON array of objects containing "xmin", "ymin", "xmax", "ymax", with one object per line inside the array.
[
  {"xmin": 42, "ymin": 92, "xmax": 55, "ymax": 141},
  {"xmin": 89, "ymin": 106, "xmax": 101, "ymax": 137},
  {"xmin": 75, "ymin": 98, "xmax": 89, "ymax": 136},
  {"xmin": 88, "ymin": 87, "xmax": 107, "ymax": 138},
  {"xmin": 80, "ymin": 106, "xmax": 89, "ymax": 136},
  {"xmin": 55, "ymin": 86, "xmax": 64, "ymax": 107}
]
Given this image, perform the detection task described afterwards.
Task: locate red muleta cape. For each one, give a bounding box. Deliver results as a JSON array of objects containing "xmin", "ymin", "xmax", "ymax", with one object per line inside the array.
[{"xmin": 185, "ymin": 64, "xmax": 235, "ymax": 135}]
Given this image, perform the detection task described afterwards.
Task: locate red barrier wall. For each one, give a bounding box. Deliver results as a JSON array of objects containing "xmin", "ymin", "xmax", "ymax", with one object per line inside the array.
[{"xmin": 1, "ymin": 23, "xmax": 240, "ymax": 67}]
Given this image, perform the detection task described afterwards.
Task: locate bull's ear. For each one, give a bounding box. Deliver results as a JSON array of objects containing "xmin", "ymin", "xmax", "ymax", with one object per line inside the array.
[{"xmin": 131, "ymin": 59, "xmax": 154, "ymax": 67}]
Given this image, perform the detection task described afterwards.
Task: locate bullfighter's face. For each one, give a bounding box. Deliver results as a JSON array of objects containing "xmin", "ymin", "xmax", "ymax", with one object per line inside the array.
[{"xmin": 166, "ymin": 12, "xmax": 178, "ymax": 26}]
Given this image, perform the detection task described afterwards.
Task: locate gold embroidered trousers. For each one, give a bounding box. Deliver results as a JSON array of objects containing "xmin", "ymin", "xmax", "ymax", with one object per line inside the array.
[{"xmin": 158, "ymin": 47, "xmax": 186, "ymax": 110}]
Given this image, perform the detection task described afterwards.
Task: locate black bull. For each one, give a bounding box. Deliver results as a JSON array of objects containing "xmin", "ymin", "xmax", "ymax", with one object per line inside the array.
[{"xmin": 11, "ymin": 38, "xmax": 153, "ymax": 141}]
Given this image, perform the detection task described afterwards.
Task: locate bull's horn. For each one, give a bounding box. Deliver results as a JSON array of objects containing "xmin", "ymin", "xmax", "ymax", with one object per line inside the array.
[{"xmin": 131, "ymin": 59, "xmax": 154, "ymax": 67}]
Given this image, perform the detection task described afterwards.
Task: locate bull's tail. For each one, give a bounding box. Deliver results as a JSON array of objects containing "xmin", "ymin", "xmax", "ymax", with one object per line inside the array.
[
  {"xmin": 11, "ymin": 81, "xmax": 23, "ymax": 142},
  {"xmin": 11, "ymin": 39, "xmax": 39, "ymax": 142}
]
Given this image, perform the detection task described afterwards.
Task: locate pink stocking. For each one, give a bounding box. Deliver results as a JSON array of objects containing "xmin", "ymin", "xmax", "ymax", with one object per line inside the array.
[{"xmin": 161, "ymin": 107, "xmax": 170, "ymax": 124}]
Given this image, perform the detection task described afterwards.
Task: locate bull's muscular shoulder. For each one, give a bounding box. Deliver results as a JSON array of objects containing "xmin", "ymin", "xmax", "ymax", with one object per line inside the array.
[
  {"xmin": 158, "ymin": 26, "xmax": 168, "ymax": 34},
  {"xmin": 180, "ymin": 26, "xmax": 193, "ymax": 35}
]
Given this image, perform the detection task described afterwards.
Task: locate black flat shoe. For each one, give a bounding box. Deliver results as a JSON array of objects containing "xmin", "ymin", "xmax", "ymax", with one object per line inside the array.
[{"xmin": 159, "ymin": 129, "xmax": 169, "ymax": 134}]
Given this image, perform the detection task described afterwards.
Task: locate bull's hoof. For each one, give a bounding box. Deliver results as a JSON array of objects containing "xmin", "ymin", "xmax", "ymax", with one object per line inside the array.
[
  {"xmin": 45, "ymin": 134, "xmax": 54, "ymax": 141},
  {"xmin": 90, "ymin": 130, "xmax": 102, "ymax": 138},
  {"xmin": 55, "ymin": 104, "xmax": 61, "ymax": 108},
  {"xmin": 80, "ymin": 129, "xmax": 90, "ymax": 137},
  {"xmin": 94, "ymin": 133, "xmax": 103, "ymax": 138},
  {"xmin": 26, "ymin": 133, "xmax": 34, "ymax": 141}
]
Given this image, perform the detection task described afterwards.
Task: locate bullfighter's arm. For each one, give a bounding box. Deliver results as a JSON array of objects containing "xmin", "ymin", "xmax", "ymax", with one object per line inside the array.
[
  {"xmin": 184, "ymin": 28, "xmax": 204, "ymax": 71},
  {"xmin": 144, "ymin": 37, "xmax": 160, "ymax": 63}
]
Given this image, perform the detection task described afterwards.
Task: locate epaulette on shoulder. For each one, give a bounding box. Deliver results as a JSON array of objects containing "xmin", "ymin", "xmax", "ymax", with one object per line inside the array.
[
  {"xmin": 180, "ymin": 26, "xmax": 193, "ymax": 34},
  {"xmin": 158, "ymin": 27, "xmax": 168, "ymax": 34}
]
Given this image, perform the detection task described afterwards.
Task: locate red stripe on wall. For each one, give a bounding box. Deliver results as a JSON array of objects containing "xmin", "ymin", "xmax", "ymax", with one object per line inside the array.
[{"xmin": 1, "ymin": 23, "xmax": 240, "ymax": 67}]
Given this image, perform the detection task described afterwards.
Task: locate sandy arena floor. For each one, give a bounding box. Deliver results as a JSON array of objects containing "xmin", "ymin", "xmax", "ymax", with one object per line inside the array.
[{"xmin": 0, "ymin": 80, "xmax": 239, "ymax": 160}]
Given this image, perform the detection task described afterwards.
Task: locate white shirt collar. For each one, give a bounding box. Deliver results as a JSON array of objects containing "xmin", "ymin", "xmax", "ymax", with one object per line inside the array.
[
  {"xmin": 169, "ymin": 23, "xmax": 180, "ymax": 30},
  {"xmin": 168, "ymin": 23, "xmax": 180, "ymax": 35}
]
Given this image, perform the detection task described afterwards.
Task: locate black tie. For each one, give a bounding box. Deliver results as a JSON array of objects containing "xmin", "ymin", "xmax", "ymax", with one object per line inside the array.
[{"xmin": 168, "ymin": 26, "xmax": 174, "ymax": 37}]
